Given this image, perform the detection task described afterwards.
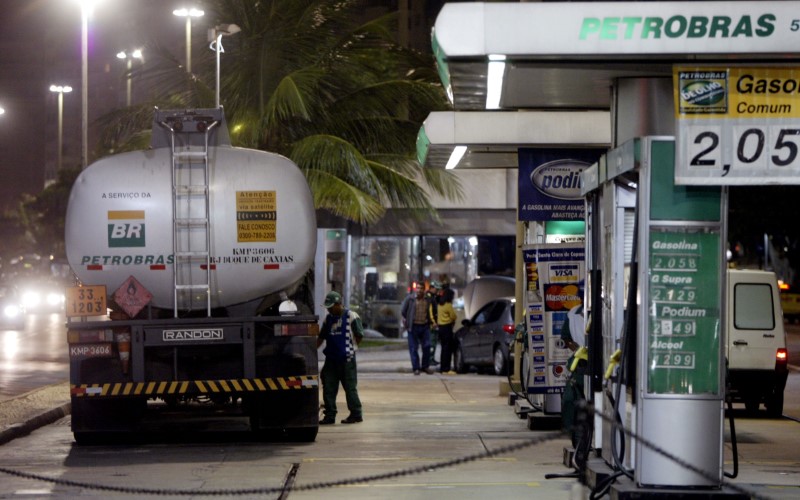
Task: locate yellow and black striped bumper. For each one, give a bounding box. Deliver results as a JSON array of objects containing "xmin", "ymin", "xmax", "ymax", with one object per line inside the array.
[{"xmin": 71, "ymin": 376, "xmax": 319, "ymax": 398}]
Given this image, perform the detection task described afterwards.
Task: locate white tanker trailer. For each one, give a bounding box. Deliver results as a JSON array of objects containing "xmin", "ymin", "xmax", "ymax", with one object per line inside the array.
[{"xmin": 64, "ymin": 109, "xmax": 321, "ymax": 443}]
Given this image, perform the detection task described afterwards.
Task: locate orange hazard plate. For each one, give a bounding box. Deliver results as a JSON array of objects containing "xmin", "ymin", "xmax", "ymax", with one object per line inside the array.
[{"xmin": 65, "ymin": 286, "xmax": 108, "ymax": 318}]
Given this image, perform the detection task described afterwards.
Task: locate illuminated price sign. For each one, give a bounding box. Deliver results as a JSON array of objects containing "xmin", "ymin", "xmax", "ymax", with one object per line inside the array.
[
  {"xmin": 647, "ymin": 230, "xmax": 720, "ymax": 395},
  {"xmin": 65, "ymin": 285, "xmax": 107, "ymax": 318},
  {"xmin": 675, "ymin": 66, "xmax": 800, "ymax": 185}
]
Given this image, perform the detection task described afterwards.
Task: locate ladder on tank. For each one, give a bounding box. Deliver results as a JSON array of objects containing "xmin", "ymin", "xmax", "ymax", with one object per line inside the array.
[{"xmin": 160, "ymin": 112, "xmax": 219, "ymax": 317}]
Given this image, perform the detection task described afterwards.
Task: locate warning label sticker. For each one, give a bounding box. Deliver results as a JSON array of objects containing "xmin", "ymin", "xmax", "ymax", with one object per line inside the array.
[{"xmin": 236, "ymin": 191, "xmax": 276, "ymax": 242}]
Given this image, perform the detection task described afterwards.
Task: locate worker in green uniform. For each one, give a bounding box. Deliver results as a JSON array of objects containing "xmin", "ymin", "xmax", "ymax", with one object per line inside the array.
[{"xmin": 317, "ymin": 291, "xmax": 364, "ymax": 424}]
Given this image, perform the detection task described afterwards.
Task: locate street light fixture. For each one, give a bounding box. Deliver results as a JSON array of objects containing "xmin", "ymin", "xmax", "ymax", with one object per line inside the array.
[
  {"xmin": 209, "ymin": 24, "xmax": 241, "ymax": 108},
  {"xmin": 49, "ymin": 85, "xmax": 73, "ymax": 174},
  {"xmin": 173, "ymin": 7, "xmax": 204, "ymax": 74},
  {"xmin": 116, "ymin": 49, "xmax": 143, "ymax": 107}
]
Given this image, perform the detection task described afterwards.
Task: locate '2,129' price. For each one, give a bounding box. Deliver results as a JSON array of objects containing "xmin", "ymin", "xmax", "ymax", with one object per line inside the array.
[{"xmin": 687, "ymin": 125, "xmax": 800, "ymax": 177}]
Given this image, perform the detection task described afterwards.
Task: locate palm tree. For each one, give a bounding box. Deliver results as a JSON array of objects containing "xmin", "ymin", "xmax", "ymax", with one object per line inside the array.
[{"xmin": 98, "ymin": 0, "xmax": 460, "ymax": 225}]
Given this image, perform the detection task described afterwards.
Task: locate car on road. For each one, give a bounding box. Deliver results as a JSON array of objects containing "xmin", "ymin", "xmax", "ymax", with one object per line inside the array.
[
  {"xmin": 18, "ymin": 278, "xmax": 66, "ymax": 314},
  {"xmin": 0, "ymin": 284, "xmax": 25, "ymax": 330},
  {"xmin": 454, "ymin": 297, "xmax": 516, "ymax": 375}
]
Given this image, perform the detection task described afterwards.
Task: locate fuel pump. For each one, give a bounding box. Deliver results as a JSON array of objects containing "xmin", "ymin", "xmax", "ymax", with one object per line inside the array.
[{"xmin": 583, "ymin": 137, "xmax": 728, "ymax": 496}]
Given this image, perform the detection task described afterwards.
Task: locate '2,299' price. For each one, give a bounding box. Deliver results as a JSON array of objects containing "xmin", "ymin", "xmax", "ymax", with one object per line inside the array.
[
  {"xmin": 687, "ymin": 125, "xmax": 800, "ymax": 177},
  {"xmin": 65, "ymin": 285, "xmax": 107, "ymax": 318}
]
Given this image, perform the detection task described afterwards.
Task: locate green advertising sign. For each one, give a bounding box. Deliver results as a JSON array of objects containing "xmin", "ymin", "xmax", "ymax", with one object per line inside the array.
[{"xmin": 647, "ymin": 230, "xmax": 720, "ymax": 395}]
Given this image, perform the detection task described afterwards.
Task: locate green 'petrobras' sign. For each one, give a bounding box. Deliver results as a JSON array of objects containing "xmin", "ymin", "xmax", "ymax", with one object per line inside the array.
[
  {"xmin": 647, "ymin": 230, "xmax": 720, "ymax": 395},
  {"xmin": 579, "ymin": 14, "xmax": 775, "ymax": 41}
]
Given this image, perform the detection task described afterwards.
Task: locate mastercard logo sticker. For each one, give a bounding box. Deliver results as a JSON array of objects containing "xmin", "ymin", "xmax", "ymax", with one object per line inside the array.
[{"xmin": 544, "ymin": 284, "xmax": 582, "ymax": 311}]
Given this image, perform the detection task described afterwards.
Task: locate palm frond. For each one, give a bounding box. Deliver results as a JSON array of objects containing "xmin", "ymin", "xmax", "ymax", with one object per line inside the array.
[{"xmin": 304, "ymin": 169, "xmax": 385, "ymax": 225}]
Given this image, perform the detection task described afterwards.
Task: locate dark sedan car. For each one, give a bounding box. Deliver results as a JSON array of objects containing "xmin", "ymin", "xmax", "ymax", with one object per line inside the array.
[
  {"xmin": 0, "ymin": 284, "xmax": 25, "ymax": 330},
  {"xmin": 454, "ymin": 297, "xmax": 516, "ymax": 375}
]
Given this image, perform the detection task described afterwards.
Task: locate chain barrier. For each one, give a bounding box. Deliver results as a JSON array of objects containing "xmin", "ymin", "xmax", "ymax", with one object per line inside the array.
[
  {"xmin": 0, "ymin": 431, "xmax": 563, "ymax": 496},
  {"xmin": 0, "ymin": 402, "xmax": 788, "ymax": 498}
]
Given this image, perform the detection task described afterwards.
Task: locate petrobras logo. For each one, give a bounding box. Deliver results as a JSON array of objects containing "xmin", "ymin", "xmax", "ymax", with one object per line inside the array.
[
  {"xmin": 678, "ymin": 71, "xmax": 728, "ymax": 115},
  {"xmin": 530, "ymin": 160, "xmax": 588, "ymax": 200},
  {"xmin": 108, "ymin": 210, "xmax": 145, "ymax": 248},
  {"xmin": 579, "ymin": 14, "xmax": 776, "ymax": 41}
]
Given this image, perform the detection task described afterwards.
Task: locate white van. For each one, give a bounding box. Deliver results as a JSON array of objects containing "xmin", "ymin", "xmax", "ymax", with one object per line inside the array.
[{"xmin": 726, "ymin": 269, "xmax": 789, "ymax": 417}]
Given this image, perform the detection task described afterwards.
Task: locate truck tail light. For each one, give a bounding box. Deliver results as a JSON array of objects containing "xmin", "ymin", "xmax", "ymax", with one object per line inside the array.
[
  {"xmin": 776, "ymin": 348, "xmax": 788, "ymax": 364},
  {"xmin": 276, "ymin": 323, "xmax": 319, "ymax": 337}
]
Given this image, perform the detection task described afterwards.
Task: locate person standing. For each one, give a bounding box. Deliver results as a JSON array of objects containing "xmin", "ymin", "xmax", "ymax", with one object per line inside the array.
[
  {"xmin": 426, "ymin": 281, "xmax": 441, "ymax": 366},
  {"xmin": 436, "ymin": 287, "xmax": 458, "ymax": 374},
  {"xmin": 400, "ymin": 285, "xmax": 435, "ymax": 375},
  {"xmin": 317, "ymin": 291, "xmax": 364, "ymax": 424}
]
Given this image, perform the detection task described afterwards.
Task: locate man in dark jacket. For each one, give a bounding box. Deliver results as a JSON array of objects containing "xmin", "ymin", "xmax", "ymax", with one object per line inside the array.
[{"xmin": 400, "ymin": 285, "xmax": 435, "ymax": 375}]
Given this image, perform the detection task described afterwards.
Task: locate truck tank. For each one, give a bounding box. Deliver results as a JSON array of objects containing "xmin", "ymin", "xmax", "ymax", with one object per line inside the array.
[{"xmin": 65, "ymin": 111, "xmax": 316, "ymax": 312}]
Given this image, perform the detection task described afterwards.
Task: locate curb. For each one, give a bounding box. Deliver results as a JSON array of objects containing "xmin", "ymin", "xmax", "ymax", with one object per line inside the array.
[{"xmin": 0, "ymin": 402, "xmax": 71, "ymax": 446}]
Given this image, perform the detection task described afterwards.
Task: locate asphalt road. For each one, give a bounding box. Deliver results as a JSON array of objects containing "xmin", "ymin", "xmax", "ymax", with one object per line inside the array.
[{"xmin": 0, "ymin": 313, "xmax": 68, "ymax": 402}]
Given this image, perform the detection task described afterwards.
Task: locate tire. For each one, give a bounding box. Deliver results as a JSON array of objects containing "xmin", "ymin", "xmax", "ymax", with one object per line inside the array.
[
  {"xmin": 285, "ymin": 426, "xmax": 319, "ymax": 442},
  {"xmin": 744, "ymin": 398, "xmax": 760, "ymax": 414},
  {"xmin": 766, "ymin": 391, "xmax": 785, "ymax": 418},
  {"xmin": 454, "ymin": 345, "xmax": 468, "ymax": 374},
  {"xmin": 493, "ymin": 346, "xmax": 508, "ymax": 376}
]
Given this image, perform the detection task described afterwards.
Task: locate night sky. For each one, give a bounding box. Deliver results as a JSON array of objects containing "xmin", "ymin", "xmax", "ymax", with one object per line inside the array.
[{"xmin": 0, "ymin": 0, "xmax": 184, "ymax": 211}]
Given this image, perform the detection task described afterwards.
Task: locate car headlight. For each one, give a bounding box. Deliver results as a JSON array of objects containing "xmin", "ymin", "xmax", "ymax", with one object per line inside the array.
[
  {"xmin": 46, "ymin": 292, "xmax": 64, "ymax": 307},
  {"xmin": 3, "ymin": 304, "xmax": 21, "ymax": 318},
  {"xmin": 21, "ymin": 291, "xmax": 42, "ymax": 309}
]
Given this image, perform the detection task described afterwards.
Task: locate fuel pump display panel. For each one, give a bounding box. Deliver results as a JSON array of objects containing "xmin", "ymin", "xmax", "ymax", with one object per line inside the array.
[{"xmin": 647, "ymin": 229, "xmax": 721, "ymax": 395}]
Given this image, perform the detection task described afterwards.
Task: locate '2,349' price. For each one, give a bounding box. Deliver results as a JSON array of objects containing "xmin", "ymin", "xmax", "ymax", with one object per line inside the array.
[{"xmin": 688, "ymin": 125, "xmax": 800, "ymax": 176}]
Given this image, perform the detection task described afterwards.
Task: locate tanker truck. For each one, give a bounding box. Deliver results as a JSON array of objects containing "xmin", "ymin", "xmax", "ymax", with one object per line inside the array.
[{"xmin": 64, "ymin": 108, "xmax": 320, "ymax": 443}]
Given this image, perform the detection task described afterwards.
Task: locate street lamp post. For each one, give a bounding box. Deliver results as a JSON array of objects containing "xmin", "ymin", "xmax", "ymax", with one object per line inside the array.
[
  {"xmin": 209, "ymin": 24, "xmax": 241, "ymax": 108},
  {"xmin": 116, "ymin": 49, "xmax": 143, "ymax": 107},
  {"xmin": 49, "ymin": 85, "xmax": 73, "ymax": 174},
  {"xmin": 77, "ymin": 0, "xmax": 100, "ymax": 169},
  {"xmin": 173, "ymin": 7, "xmax": 204, "ymax": 74}
]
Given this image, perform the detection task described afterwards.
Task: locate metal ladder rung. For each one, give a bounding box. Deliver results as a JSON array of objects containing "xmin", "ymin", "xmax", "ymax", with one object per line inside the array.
[
  {"xmin": 175, "ymin": 218, "xmax": 209, "ymax": 227},
  {"xmin": 175, "ymin": 185, "xmax": 208, "ymax": 195},
  {"xmin": 175, "ymin": 251, "xmax": 209, "ymax": 258},
  {"xmin": 175, "ymin": 284, "xmax": 210, "ymax": 291},
  {"xmin": 173, "ymin": 151, "xmax": 207, "ymax": 159}
]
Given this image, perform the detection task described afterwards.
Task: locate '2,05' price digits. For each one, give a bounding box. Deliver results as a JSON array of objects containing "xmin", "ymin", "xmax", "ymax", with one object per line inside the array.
[{"xmin": 688, "ymin": 125, "xmax": 800, "ymax": 175}]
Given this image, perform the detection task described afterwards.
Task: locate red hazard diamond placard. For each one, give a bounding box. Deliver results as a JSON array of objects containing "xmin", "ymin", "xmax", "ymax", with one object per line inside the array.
[{"xmin": 113, "ymin": 275, "xmax": 153, "ymax": 318}]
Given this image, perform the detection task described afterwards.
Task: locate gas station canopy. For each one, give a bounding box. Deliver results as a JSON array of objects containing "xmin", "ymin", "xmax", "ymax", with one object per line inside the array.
[
  {"xmin": 416, "ymin": 111, "xmax": 610, "ymax": 169},
  {"xmin": 433, "ymin": 1, "xmax": 800, "ymax": 111},
  {"xmin": 421, "ymin": 1, "xmax": 800, "ymax": 169}
]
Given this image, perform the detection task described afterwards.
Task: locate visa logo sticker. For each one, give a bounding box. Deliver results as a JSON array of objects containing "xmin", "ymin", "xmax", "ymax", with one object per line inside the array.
[{"xmin": 108, "ymin": 210, "xmax": 145, "ymax": 247}]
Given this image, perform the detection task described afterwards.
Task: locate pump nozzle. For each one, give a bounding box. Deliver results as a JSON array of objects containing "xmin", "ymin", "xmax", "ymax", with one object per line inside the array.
[
  {"xmin": 605, "ymin": 348, "xmax": 622, "ymax": 380},
  {"xmin": 570, "ymin": 346, "xmax": 588, "ymax": 372}
]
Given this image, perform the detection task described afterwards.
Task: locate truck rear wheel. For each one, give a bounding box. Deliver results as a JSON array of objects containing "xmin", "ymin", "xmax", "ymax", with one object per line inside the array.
[{"xmin": 285, "ymin": 426, "xmax": 319, "ymax": 442}]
